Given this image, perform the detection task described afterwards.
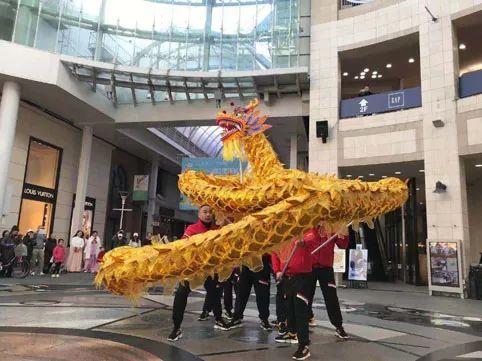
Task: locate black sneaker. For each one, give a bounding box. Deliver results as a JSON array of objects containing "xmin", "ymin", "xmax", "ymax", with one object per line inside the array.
[
  {"xmin": 275, "ymin": 333, "xmax": 298, "ymax": 344},
  {"xmin": 292, "ymin": 345, "xmax": 310, "ymax": 360},
  {"xmin": 260, "ymin": 318, "xmax": 272, "ymax": 331},
  {"xmin": 214, "ymin": 319, "xmax": 230, "ymax": 331},
  {"xmin": 336, "ymin": 326, "xmax": 349, "ymax": 340},
  {"xmin": 228, "ymin": 318, "xmax": 243, "ymax": 329},
  {"xmin": 224, "ymin": 309, "xmax": 234, "ymax": 320},
  {"xmin": 167, "ymin": 328, "xmax": 183, "ymax": 341},
  {"xmin": 198, "ymin": 311, "xmax": 210, "ymax": 321},
  {"xmin": 278, "ymin": 322, "xmax": 288, "ymax": 336}
]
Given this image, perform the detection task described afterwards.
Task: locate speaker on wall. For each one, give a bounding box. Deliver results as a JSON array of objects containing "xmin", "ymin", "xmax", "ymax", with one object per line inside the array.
[{"xmin": 316, "ymin": 120, "xmax": 328, "ymax": 143}]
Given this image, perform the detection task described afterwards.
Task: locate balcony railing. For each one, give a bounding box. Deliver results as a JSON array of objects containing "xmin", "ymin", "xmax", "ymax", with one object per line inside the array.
[
  {"xmin": 459, "ymin": 69, "xmax": 482, "ymax": 98},
  {"xmin": 340, "ymin": 86, "xmax": 422, "ymax": 118}
]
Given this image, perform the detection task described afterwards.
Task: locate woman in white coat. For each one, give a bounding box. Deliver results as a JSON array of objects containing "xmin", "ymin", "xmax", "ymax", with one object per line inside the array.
[
  {"xmin": 84, "ymin": 230, "xmax": 102, "ymax": 273},
  {"xmin": 67, "ymin": 230, "xmax": 84, "ymax": 272}
]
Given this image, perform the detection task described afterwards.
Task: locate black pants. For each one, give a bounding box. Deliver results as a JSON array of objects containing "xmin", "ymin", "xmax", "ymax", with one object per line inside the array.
[
  {"xmin": 308, "ymin": 267, "xmax": 343, "ymax": 328},
  {"xmin": 53, "ymin": 262, "xmax": 62, "ymax": 274},
  {"xmin": 233, "ymin": 264, "xmax": 270, "ymax": 321},
  {"xmin": 276, "ymin": 279, "xmax": 287, "ymax": 323},
  {"xmin": 172, "ymin": 276, "xmax": 223, "ymax": 329},
  {"xmin": 223, "ymin": 269, "xmax": 239, "ymax": 313},
  {"xmin": 285, "ymin": 273, "xmax": 312, "ymax": 347}
]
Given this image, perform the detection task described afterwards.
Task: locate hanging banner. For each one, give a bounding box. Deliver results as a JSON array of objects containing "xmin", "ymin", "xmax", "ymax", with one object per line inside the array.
[
  {"xmin": 133, "ymin": 175, "xmax": 149, "ymax": 201},
  {"xmin": 348, "ymin": 248, "xmax": 368, "ymax": 281},
  {"xmin": 180, "ymin": 157, "xmax": 246, "ymax": 210},
  {"xmin": 333, "ymin": 248, "xmax": 346, "ymax": 273}
]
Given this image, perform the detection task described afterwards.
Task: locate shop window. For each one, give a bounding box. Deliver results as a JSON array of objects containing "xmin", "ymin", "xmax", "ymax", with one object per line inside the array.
[{"xmin": 18, "ymin": 138, "xmax": 62, "ymax": 236}]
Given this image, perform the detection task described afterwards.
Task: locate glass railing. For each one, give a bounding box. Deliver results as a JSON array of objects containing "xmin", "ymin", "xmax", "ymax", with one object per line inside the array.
[
  {"xmin": 459, "ymin": 69, "xmax": 482, "ymax": 98},
  {"xmin": 2, "ymin": 0, "xmax": 301, "ymax": 71},
  {"xmin": 340, "ymin": 86, "xmax": 422, "ymax": 118}
]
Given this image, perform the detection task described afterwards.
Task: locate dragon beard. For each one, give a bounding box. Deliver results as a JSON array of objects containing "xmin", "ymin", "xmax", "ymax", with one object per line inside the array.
[{"xmin": 222, "ymin": 137, "xmax": 246, "ymax": 161}]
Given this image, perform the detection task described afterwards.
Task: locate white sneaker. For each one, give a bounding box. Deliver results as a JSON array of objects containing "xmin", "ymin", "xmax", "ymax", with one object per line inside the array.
[
  {"xmin": 30, "ymin": 272, "xmax": 35, "ymax": 276},
  {"xmin": 39, "ymin": 272, "xmax": 45, "ymax": 276},
  {"xmin": 51, "ymin": 274, "xmax": 55, "ymax": 278},
  {"xmin": 56, "ymin": 274, "xmax": 60, "ymax": 278}
]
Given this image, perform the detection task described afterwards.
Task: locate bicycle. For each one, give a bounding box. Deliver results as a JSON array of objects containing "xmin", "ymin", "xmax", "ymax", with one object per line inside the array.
[{"xmin": 0, "ymin": 256, "xmax": 31, "ymax": 279}]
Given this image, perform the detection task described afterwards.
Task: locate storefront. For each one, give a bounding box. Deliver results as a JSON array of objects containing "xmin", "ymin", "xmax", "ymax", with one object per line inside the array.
[{"xmin": 18, "ymin": 137, "xmax": 62, "ymax": 236}]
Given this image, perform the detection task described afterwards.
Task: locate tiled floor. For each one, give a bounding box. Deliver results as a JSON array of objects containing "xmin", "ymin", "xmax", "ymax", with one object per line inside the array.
[{"xmin": 0, "ymin": 274, "xmax": 480, "ymax": 361}]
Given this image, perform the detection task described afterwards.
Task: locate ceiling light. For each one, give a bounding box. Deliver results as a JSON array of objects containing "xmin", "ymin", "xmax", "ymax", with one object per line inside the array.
[
  {"xmin": 475, "ymin": 164, "xmax": 482, "ymax": 168},
  {"xmin": 343, "ymin": 72, "xmax": 349, "ymax": 76},
  {"xmin": 371, "ymin": 74, "xmax": 377, "ymax": 79},
  {"xmin": 354, "ymin": 76, "xmax": 359, "ymax": 79},
  {"xmin": 377, "ymin": 74, "xmax": 383, "ymax": 78},
  {"xmin": 364, "ymin": 68, "xmax": 369, "ymax": 72},
  {"xmin": 459, "ymin": 43, "xmax": 466, "ymax": 50},
  {"xmin": 372, "ymin": 71, "xmax": 378, "ymax": 75},
  {"xmin": 395, "ymin": 171, "xmax": 402, "ymax": 175},
  {"xmin": 360, "ymin": 71, "xmax": 365, "ymax": 76},
  {"xmin": 360, "ymin": 75, "xmax": 365, "ymax": 79},
  {"xmin": 381, "ymin": 175, "xmax": 387, "ymax": 178},
  {"xmin": 346, "ymin": 174, "xmax": 352, "ymax": 178},
  {"xmin": 359, "ymin": 175, "xmax": 364, "ymax": 179},
  {"xmin": 369, "ymin": 173, "xmax": 375, "ymax": 176},
  {"xmin": 420, "ymin": 202, "xmax": 424, "ymax": 205},
  {"xmin": 419, "ymin": 169, "xmax": 425, "ymax": 173},
  {"xmin": 416, "ymin": 187, "xmax": 420, "ymax": 191},
  {"xmin": 386, "ymin": 63, "xmax": 392, "ymax": 68},
  {"xmin": 408, "ymin": 58, "xmax": 415, "ymax": 63}
]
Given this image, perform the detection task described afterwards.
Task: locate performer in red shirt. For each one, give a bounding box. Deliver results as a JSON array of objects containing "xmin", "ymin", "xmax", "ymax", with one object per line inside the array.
[
  {"xmin": 272, "ymin": 235, "xmax": 315, "ymax": 361},
  {"xmin": 167, "ymin": 205, "xmax": 230, "ymax": 341},
  {"xmin": 308, "ymin": 225, "xmax": 349, "ymax": 339}
]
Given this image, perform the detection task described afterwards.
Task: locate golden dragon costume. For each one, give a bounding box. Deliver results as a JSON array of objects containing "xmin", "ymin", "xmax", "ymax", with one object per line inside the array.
[{"xmin": 95, "ymin": 99, "xmax": 408, "ymax": 298}]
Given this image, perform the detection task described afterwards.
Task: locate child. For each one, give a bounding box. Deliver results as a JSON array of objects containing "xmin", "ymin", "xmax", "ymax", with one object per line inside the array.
[
  {"xmin": 52, "ymin": 239, "xmax": 66, "ymax": 278},
  {"xmin": 97, "ymin": 247, "xmax": 105, "ymax": 264}
]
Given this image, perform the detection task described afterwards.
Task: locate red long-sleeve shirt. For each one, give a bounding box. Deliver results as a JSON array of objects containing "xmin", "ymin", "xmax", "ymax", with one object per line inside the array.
[
  {"xmin": 182, "ymin": 220, "xmax": 219, "ymax": 238},
  {"xmin": 272, "ymin": 235, "xmax": 316, "ymax": 276},
  {"xmin": 308, "ymin": 227, "xmax": 349, "ymax": 269}
]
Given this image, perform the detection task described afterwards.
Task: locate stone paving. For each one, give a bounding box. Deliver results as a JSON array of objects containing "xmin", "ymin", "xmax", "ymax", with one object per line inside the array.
[{"xmin": 0, "ymin": 273, "xmax": 481, "ymax": 361}]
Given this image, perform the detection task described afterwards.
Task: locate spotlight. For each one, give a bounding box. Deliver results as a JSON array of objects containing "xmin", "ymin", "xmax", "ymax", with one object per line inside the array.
[
  {"xmin": 343, "ymin": 72, "xmax": 349, "ymax": 76},
  {"xmin": 419, "ymin": 169, "xmax": 425, "ymax": 173},
  {"xmin": 432, "ymin": 119, "xmax": 445, "ymax": 128},
  {"xmin": 377, "ymin": 74, "xmax": 382, "ymax": 78},
  {"xmin": 354, "ymin": 76, "xmax": 359, "ymax": 79},
  {"xmin": 369, "ymin": 173, "xmax": 375, "ymax": 176},
  {"xmin": 363, "ymin": 68, "xmax": 369, "ymax": 73},
  {"xmin": 386, "ymin": 63, "xmax": 392, "ymax": 68},
  {"xmin": 372, "ymin": 71, "xmax": 378, "ymax": 75},
  {"xmin": 360, "ymin": 75, "xmax": 365, "ymax": 79},
  {"xmin": 476, "ymin": 164, "xmax": 482, "ymax": 168},
  {"xmin": 408, "ymin": 58, "xmax": 415, "ymax": 63},
  {"xmin": 433, "ymin": 181, "xmax": 447, "ymax": 193},
  {"xmin": 459, "ymin": 43, "xmax": 466, "ymax": 50}
]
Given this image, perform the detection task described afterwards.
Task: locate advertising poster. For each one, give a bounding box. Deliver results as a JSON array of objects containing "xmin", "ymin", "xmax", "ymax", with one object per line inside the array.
[
  {"xmin": 428, "ymin": 241, "xmax": 459, "ymax": 287},
  {"xmin": 133, "ymin": 175, "xmax": 149, "ymax": 201},
  {"xmin": 348, "ymin": 248, "xmax": 368, "ymax": 281},
  {"xmin": 333, "ymin": 248, "xmax": 346, "ymax": 273},
  {"xmin": 180, "ymin": 157, "xmax": 246, "ymax": 210}
]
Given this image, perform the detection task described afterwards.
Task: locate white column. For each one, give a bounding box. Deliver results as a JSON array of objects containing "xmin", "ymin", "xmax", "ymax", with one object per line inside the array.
[
  {"xmin": 146, "ymin": 159, "xmax": 159, "ymax": 234},
  {"xmin": 0, "ymin": 81, "xmax": 21, "ymax": 222},
  {"xmin": 290, "ymin": 134, "xmax": 298, "ymax": 169},
  {"xmin": 71, "ymin": 126, "xmax": 93, "ymax": 235}
]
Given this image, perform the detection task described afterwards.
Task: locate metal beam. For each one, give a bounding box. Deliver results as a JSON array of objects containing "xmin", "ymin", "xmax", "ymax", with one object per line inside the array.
[
  {"xmin": 129, "ymin": 73, "xmax": 137, "ymax": 106},
  {"xmin": 110, "ymin": 73, "xmax": 118, "ymax": 105},
  {"xmin": 183, "ymin": 78, "xmax": 191, "ymax": 102}
]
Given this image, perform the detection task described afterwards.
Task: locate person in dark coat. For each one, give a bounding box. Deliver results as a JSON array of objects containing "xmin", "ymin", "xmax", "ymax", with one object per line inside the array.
[
  {"xmin": 0, "ymin": 226, "xmax": 20, "ymax": 277},
  {"xmin": 43, "ymin": 235, "xmax": 57, "ymax": 273},
  {"xmin": 24, "ymin": 230, "xmax": 36, "ymax": 261},
  {"xmin": 111, "ymin": 230, "xmax": 128, "ymax": 249}
]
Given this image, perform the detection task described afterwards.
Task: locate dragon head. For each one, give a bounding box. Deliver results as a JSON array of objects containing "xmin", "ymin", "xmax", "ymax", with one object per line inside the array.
[{"xmin": 216, "ymin": 99, "xmax": 271, "ymax": 161}]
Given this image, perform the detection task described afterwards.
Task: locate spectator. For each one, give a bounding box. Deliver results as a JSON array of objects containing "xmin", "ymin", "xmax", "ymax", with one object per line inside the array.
[
  {"xmin": 129, "ymin": 232, "xmax": 141, "ymax": 247},
  {"xmin": 144, "ymin": 232, "xmax": 153, "ymax": 246},
  {"xmin": 358, "ymin": 85, "xmax": 372, "ymax": 97},
  {"xmin": 24, "ymin": 229, "xmax": 35, "ymax": 261},
  {"xmin": 112, "ymin": 230, "xmax": 127, "ymax": 249},
  {"xmin": 30, "ymin": 225, "xmax": 46, "ymax": 276},
  {"xmin": 0, "ymin": 226, "xmax": 20, "ymax": 277},
  {"xmin": 52, "ymin": 239, "xmax": 66, "ymax": 278},
  {"xmin": 67, "ymin": 230, "xmax": 85, "ymax": 272},
  {"xmin": 44, "ymin": 235, "xmax": 57, "ymax": 274},
  {"xmin": 84, "ymin": 230, "xmax": 101, "ymax": 273}
]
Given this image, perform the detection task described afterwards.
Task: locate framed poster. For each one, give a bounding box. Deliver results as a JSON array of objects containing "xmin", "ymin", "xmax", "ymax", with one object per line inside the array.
[
  {"xmin": 333, "ymin": 248, "xmax": 346, "ymax": 273},
  {"xmin": 133, "ymin": 175, "xmax": 149, "ymax": 201},
  {"xmin": 348, "ymin": 248, "xmax": 368, "ymax": 281},
  {"xmin": 427, "ymin": 240, "xmax": 464, "ymax": 298}
]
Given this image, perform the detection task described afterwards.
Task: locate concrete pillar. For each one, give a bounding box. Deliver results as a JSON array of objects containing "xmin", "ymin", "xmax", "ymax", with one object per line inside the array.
[
  {"xmin": 290, "ymin": 134, "xmax": 298, "ymax": 169},
  {"xmin": 0, "ymin": 82, "xmax": 21, "ymax": 223},
  {"xmin": 71, "ymin": 126, "xmax": 93, "ymax": 236},
  {"xmin": 146, "ymin": 159, "xmax": 159, "ymax": 234},
  {"xmin": 419, "ymin": 10, "xmax": 470, "ymax": 280}
]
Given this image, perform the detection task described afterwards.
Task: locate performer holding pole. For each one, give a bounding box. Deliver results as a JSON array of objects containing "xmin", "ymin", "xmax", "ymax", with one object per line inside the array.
[{"xmin": 308, "ymin": 224, "xmax": 350, "ymax": 340}]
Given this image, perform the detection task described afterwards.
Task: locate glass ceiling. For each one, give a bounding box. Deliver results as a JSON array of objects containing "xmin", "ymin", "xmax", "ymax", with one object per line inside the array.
[{"xmin": 176, "ymin": 126, "xmax": 223, "ymax": 157}]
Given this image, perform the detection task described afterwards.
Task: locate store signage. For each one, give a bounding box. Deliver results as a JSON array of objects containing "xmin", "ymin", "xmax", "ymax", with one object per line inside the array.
[
  {"xmin": 133, "ymin": 175, "xmax": 149, "ymax": 201},
  {"xmin": 428, "ymin": 241, "xmax": 459, "ymax": 288},
  {"xmin": 333, "ymin": 248, "xmax": 346, "ymax": 273},
  {"xmin": 22, "ymin": 183, "xmax": 56, "ymax": 203},
  {"xmin": 340, "ymin": 86, "xmax": 421, "ymax": 118}
]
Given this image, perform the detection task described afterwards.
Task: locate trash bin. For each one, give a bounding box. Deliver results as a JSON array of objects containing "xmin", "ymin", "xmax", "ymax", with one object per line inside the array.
[{"xmin": 468, "ymin": 265, "xmax": 482, "ymax": 300}]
